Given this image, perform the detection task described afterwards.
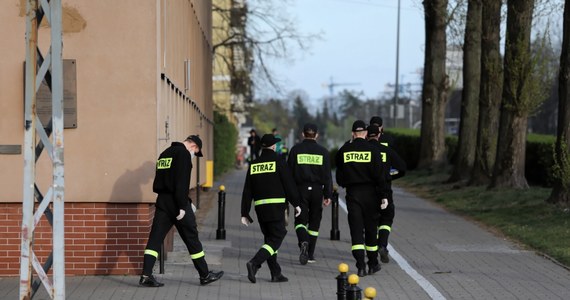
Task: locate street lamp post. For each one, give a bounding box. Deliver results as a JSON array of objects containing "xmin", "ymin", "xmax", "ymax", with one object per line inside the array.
[{"xmin": 393, "ymin": 0, "xmax": 401, "ymax": 128}]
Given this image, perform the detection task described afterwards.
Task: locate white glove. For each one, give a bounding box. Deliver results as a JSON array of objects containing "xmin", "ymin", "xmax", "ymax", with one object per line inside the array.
[
  {"xmin": 191, "ymin": 203, "xmax": 197, "ymax": 213},
  {"xmin": 241, "ymin": 217, "xmax": 251, "ymax": 226},
  {"xmin": 294, "ymin": 206, "xmax": 301, "ymax": 217},
  {"xmin": 176, "ymin": 209, "xmax": 186, "ymax": 220},
  {"xmin": 380, "ymin": 199, "xmax": 388, "ymax": 210}
]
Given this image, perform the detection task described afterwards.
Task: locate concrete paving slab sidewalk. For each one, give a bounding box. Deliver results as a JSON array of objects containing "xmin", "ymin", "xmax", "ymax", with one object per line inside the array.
[{"xmin": 1, "ymin": 168, "xmax": 569, "ymax": 299}]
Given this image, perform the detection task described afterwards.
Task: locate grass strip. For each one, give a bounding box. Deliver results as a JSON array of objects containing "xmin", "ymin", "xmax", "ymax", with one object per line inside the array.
[{"xmin": 395, "ymin": 170, "xmax": 570, "ymax": 268}]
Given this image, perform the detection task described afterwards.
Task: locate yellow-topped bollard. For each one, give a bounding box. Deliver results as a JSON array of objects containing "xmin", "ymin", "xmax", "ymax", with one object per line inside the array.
[
  {"xmin": 348, "ymin": 274, "xmax": 359, "ymax": 285},
  {"xmin": 364, "ymin": 287, "xmax": 377, "ymax": 299},
  {"xmin": 346, "ymin": 274, "xmax": 362, "ymax": 300},
  {"xmin": 336, "ymin": 263, "xmax": 349, "ymax": 300},
  {"xmin": 219, "ymin": 185, "xmax": 225, "ymax": 192},
  {"xmin": 338, "ymin": 263, "xmax": 349, "ymax": 273}
]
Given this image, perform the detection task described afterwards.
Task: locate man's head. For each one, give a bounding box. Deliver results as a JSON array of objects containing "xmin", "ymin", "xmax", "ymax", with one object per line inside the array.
[
  {"xmin": 369, "ymin": 116, "xmax": 383, "ymax": 127},
  {"xmin": 184, "ymin": 135, "xmax": 203, "ymax": 157},
  {"xmin": 366, "ymin": 124, "xmax": 380, "ymax": 141},
  {"xmin": 250, "ymin": 129, "xmax": 257, "ymax": 136},
  {"xmin": 272, "ymin": 128, "xmax": 278, "ymax": 135},
  {"xmin": 351, "ymin": 120, "xmax": 367, "ymax": 139},
  {"xmin": 260, "ymin": 134, "xmax": 281, "ymax": 151},
  {"xmin": 302, "ymin": 123, "xmax": 319, "ymax": 139}
]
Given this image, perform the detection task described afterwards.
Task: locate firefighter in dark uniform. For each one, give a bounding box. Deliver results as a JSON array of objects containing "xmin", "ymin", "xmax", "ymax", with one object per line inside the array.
[
  {"xmin": 288, "ymin": 123, "xmax": 333, "ymax": 265},
  {"xmin": 241, "ymin": 134, "xmax": 302, "ymax": 283},
  {"xmin": 366, "ymin": 124, "xmax": 406, "ymax": 264},
  {"xmin": 370, "ymin": 116, "xmax": 395, "ymax": 148},
  {"xmin": 336, "ymin": 120, "xmax": 389, "ymax": 277},
  {"xmin": 140, "ymin": 135, "xmax": 223, "ymax": 287}
]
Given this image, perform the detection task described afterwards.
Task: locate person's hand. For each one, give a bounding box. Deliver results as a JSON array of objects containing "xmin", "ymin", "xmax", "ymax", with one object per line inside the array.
[
  {"xmin": 323, "ymin": 198, "xmax": 331, "ymax": 207},
  {"xmin": 380, "ymin": 199, "xmax": 388, "ymax": 210},
  {"xmin": 241, "ymin": 217, "xmax": 251, "ymax": 226},
  {"xmin": 294, "ymin": 206, "xmax": 302, "ymax": 217},
  {"xmin": 176, "ymin": 209, "xmax": 186, "ymax": 220}
]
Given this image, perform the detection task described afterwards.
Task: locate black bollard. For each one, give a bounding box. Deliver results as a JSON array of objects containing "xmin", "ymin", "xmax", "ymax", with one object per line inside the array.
[
  {"xmin": 159, "ymin": 242, "xmax": 165, "ymax": 274},
  {"xmin": 346, "ymin": 274, "xmax": 362, "ymax": 300},
  {"xmin": 336, "ymin": 263, "xmax": 349, "ymax": 300},
  {"xmin": 330, "ymin": 187, "xmax": 340, "ymax": 240},
  {"xmin": 216, "ymin": 185, "xmax": 226, "ymax": 240},
  {"xmin": 196, "ymin": 156, "xmax": 200, "ymax": 209}
]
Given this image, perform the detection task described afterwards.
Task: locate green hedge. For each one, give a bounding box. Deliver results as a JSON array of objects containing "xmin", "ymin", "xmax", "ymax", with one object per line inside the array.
[
  {"xmin": 385, "ymin": 129, "xmax": 556, "ymax": 186},
  {"xmin": 213, "ymin": 111, "xmax": 238, "ymax": 177}
]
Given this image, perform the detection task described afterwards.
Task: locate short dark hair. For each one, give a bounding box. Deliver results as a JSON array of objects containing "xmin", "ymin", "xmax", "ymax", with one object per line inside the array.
[{"xmin": 303, "ymin": 131, "xmax": 317, "ymax": 139}]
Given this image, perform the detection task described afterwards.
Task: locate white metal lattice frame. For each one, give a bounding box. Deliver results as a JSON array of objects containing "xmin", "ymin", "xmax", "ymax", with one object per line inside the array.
[{"xmin": 20, "ymin": 0, "xmax": 65, "ymax": 299}]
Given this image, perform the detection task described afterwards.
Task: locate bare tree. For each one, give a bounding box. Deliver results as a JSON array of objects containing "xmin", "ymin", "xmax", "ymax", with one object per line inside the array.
[
  {"xmin": 470, "ymin": 0, "xmax": 503, "ymax": 185},
  {"xmin": 418, "ymin": 0, "xmax": 450, "ymax": 169},
  {"xmin": 448, "ymin": 0, "xmax": 482, "ymax": 183},
  {"xmin": 491, "ymin": 0, "xmax": 539, "ymax": 189},
  {"xmin": 547, "ymin": 0, "xmax": 570, "ymax": 207},
  {"xmin": 212, "ymin": 0, "xmax": 319, "ymax": 96}
]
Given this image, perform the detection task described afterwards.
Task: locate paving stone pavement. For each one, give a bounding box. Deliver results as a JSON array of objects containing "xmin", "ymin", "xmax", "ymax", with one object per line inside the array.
[{"xmin": 2, "ymin": 168, "xmax": 569, "ymax": 299}]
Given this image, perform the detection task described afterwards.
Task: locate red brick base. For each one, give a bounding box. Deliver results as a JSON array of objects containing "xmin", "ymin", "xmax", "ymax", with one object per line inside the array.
[{"xmin": 0, "ymin": 202, "xmax": 158, "ymax": 276}]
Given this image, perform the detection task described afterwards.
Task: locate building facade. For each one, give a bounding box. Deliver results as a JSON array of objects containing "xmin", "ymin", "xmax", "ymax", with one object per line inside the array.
[
  {"xmin": 0, "ymin": 0, "xmax": 213, "ymax": 276},
  {"xmin": 212, "ymin": 0, "xmax": 251, "ymax": 128}
]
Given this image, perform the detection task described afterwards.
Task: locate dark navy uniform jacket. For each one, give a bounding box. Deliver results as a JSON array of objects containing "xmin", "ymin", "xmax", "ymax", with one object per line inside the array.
[
  {"xmin": 241, "ymin": 149, "xmax": 300, "ymax": 223},
  {"xmin": 368, "ymin": 140, "xmax": 407, "ymax": 184},
  {"xmin": 287, "ymin": 139, "xmax": 333, "ymax": 199},
  {"xmin": 379, "ymin": 133, "xmax": 395, "ymax": 149},
  {"xmin": 335, "ymin": 137, "xmax": 389, "ymax": 198},
  {"xmin": 152, "ymin": 142, "xmax": 193, "ymax": 216}
]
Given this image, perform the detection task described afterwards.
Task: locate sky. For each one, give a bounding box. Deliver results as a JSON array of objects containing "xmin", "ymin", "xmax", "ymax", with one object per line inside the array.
[{"xmin": 259, "ymin": 0, "xmax": 426, "ymax": 106}]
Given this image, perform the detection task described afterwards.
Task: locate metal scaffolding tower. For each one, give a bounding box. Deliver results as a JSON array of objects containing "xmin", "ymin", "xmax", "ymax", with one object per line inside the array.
[{"xmin": 20, "ymin": 0, "xmax": 65, "ymax": 299}]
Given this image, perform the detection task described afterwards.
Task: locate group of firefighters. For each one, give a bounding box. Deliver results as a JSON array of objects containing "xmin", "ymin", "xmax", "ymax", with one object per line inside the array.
[{"xmin": 138, "ymin": 115, "xmax": 406, "ymax": 287}]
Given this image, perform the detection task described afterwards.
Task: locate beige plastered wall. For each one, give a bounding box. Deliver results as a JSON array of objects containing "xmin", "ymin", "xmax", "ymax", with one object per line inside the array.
[{"xmin": 0, "ymin": 0, "xmax": 213, "ymax": 204}]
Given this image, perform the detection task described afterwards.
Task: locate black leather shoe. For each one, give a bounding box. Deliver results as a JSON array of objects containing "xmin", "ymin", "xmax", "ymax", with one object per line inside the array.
[
  {"xmin": 246, "ymin": 261, "xmax": 259, "ymax": 283},
  {"xmin": 139, "ymin": 275, "xmax": 164, "ymax": 287},
  {"xmin": 200, "ymin": 270, "xmax": 224, "ymax": 285},
  {"xmin": 357, "ymin": 268, "xmax": 367, "ymax": 277},
  {"xmin": 299, "ymin": 241, "xmax": 309, "ymax": 265},
  {"xmin": 270, "ymin": 274, "xmax": 289, "ymax": 282},
  {"xmin": 379, "ymin": 246, "xmax": 390, "ymax": 263},
  {"xmin": 368, "ymin": 264, "xmax": 381, "ymax": 275}
]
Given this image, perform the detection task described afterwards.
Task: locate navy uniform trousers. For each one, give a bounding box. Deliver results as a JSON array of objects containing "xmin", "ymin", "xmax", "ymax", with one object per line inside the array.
[
  {"xmin": 294, "ymin": 183, "xmax": 324, "ymax": 257},
  {"xmin": 346, "ymin": 185, "xmax": 380, "ymax": 270},
  {"xmin": 143, "ymin": 199, "xmax": 208, "ymax": 278},
  {"xmin": 250, "ymin": 219, "xmax": 287, "ymax": 277},
  {"xmin": 378, "ymin": 189, "xmax": 395, "ymax": 248}
]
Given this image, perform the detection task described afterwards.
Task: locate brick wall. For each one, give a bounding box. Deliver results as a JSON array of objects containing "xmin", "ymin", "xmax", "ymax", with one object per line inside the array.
[{"xmin": 0, "ymin": 203, "xmax": 157, "ymax": 276}]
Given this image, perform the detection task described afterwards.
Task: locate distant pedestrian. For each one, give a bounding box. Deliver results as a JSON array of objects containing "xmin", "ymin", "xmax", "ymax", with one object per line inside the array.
[
  {"xmin": 366, "ymin": 124, "xmax": 406, "ymax": 264},
  {"xmin": 248, "ymin": 129, "xmax": 261, "ymax": 161},
  {"xmin": 288, "ymin": 123, "xmax": 333, "ymax": 264},
  {"xmin": 241, "ymin": 134, "xmax": 302, "ymax": 283},
  {"xmin": 335, "ymin": 121, "xmax": 389, "ymax": 277},
  {"xmin": 272, "ymin": 128, "xmax": 283, "ymax": 158},
  {"xmin": 140, "ymin": 135, "xmax": 223, "ymax": 287}
]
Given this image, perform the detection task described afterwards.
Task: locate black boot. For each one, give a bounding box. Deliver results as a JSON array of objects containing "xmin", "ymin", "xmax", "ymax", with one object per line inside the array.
[
  {"xmin": 139, "ymin": 275, "xmax": 164, "ymax": 287},
  {"xmin": 246, "ymin": 261, "xmax": 259, "ymax": 283},
  {"xmin": 271, "ymin": 274, "xmax": 289, "ymax": 282},
  {"xmin": 200, "ymin": 270, "xmax": 224, "ymax": 285}
]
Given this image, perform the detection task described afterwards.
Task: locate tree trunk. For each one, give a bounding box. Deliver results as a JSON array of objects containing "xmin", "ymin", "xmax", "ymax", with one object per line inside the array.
[
  {"xmin": 547, "ymin": 0, "xmax": 570, "ymax": 207},
  {"xmin": 490, "ymin": 0, "xmax": 535, "ymax": 189},
  {"xmin": 418, "ymin": 0, "xmax": 449, "ymax": 170},
  {"xmin": 470, "ymin": 0, "xmax": 502, "ymax": 185},
  {"xmin": 448, "ymin": 0, "xmax": 482, "ymax": 183}
]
